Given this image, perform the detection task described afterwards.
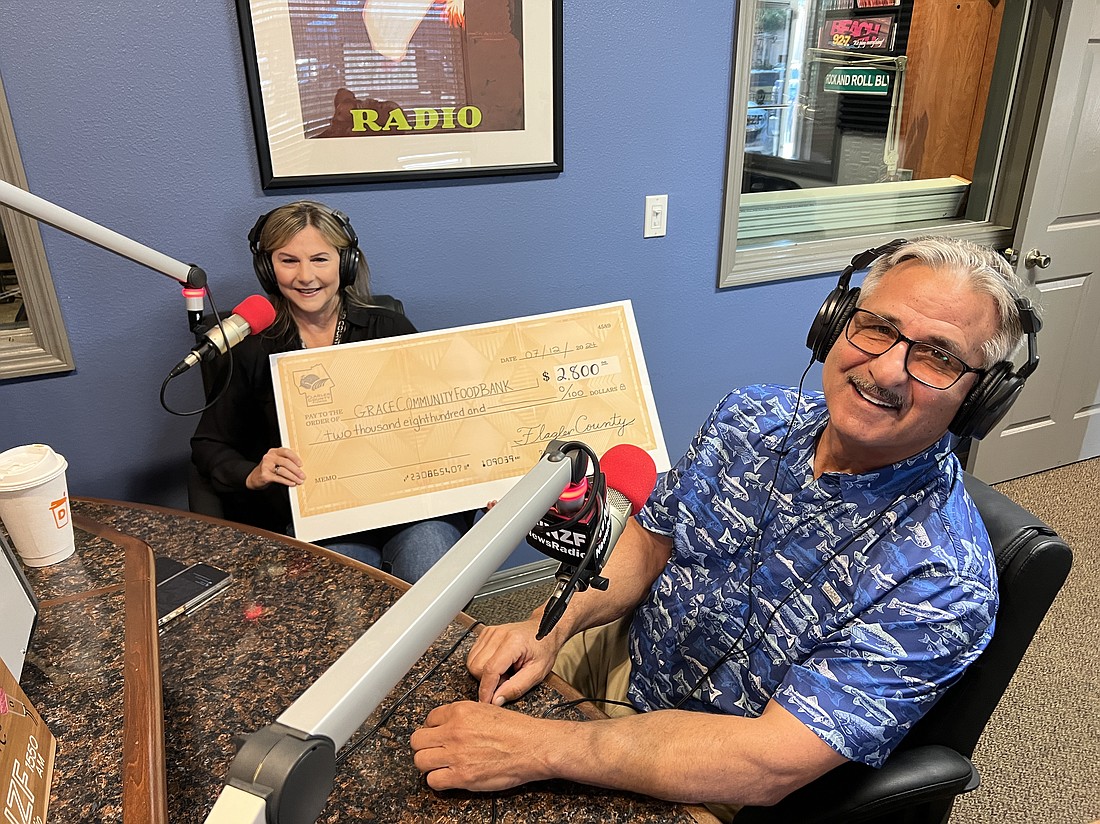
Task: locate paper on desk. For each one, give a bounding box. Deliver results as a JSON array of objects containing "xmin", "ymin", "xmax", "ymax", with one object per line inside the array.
[{"xmin": 271, "ymin": 301, "xmax": 669, "ymax": 542}]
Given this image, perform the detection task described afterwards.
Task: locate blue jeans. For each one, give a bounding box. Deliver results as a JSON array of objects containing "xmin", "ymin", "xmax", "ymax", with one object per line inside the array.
[{"xmin": 318, "ymin": 516, "xmax": 464, "ymax": 583}]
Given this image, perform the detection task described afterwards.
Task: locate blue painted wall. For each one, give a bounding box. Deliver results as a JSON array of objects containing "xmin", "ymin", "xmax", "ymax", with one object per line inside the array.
[{"xmin": 0, "ymin": 2, "xmax": 832, "ymax": 565}]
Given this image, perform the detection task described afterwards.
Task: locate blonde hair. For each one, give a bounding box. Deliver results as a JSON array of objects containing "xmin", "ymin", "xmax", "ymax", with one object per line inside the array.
[{"xmin": 254, "ymin": 200, "xmax": 372, "ymax": 335}]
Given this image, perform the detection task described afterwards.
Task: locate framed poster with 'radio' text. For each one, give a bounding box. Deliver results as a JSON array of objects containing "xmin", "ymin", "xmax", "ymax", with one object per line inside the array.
[{"xmin": 236, "ymin": 0, "xmax": 563, "ymax": 188}]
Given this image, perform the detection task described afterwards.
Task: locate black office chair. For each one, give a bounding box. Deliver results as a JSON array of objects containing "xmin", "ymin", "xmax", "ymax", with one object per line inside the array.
[
  {"xmin": 187, "ymin": 294, "xmax": 406, "ymax": 525},
  {"xmin": 736, "ymin": 472, "xmax": 1073, "ymax": 824}
]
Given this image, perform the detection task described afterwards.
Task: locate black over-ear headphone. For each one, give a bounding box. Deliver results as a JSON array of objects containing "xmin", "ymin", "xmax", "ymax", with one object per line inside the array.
[
  {"xmin": 248, "ymin": 204, "xmax": 362, "ymax": 295},
  {"xmin": 805, "ymin": 239, "xmax": 1042, "ymax": 440}
]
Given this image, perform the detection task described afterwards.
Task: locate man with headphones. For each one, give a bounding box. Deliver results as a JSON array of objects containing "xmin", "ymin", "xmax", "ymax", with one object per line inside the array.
[
  {"xmin": 191, "ymin": 200, "xmax": 466, "ymax": 582},
  {"xmin": 411, "ymin": 237, "xmax": 1040, "ymax": 819}
]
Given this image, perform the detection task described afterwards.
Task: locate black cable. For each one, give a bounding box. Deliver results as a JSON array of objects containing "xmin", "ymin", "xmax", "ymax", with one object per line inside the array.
[
  {"xmin": 528, "ymin": 442, "xmax": 608, "ymax": 637},
  {"xmin": 542, "ymin": 696, "xmax": 637, "ymax": 717},
  {"xmin": 670, "ymin": 354, "xmax": 869, "ymax": 710},
  {"xmin": 671, "ymin": 498, "xmax": 904, "ymax": 709},
  {"xmin": 159, "ymin": 283, "xmax": 238, "ymax": 416},
  {"xmin": 528, "ymin": 441, "xmax": 602, "ymax": 532},
  {"xmin": 335, "ymin": 620, "xmax": 484, "ymax": 766}
]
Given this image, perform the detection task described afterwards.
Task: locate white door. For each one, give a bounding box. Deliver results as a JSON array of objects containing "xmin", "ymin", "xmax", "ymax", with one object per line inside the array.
[{"xmin": 969, "ymin": 0, "xmax": 1100, "ymax": 484}]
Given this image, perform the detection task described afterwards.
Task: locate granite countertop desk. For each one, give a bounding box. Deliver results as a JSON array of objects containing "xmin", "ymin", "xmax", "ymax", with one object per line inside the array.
[{"xmin": 19, "ymin": 499, "xmax": 719, "ymax": 823}]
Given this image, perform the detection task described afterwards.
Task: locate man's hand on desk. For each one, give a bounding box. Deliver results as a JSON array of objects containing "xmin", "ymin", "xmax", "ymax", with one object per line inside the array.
[
  {"xmin": 411, "ymin": 701, "xmax": 564, "ymax": 791},
  {"xmin": 465, "ymin": 618, "xmax": 562, "ymax": 706},
  {"xmin": 411, "ymin": 617, "xmax": 575, "ymax": 792},
  {"xmin": 411, "ymin": 698, "xmax": 849, "ymax": 806}
]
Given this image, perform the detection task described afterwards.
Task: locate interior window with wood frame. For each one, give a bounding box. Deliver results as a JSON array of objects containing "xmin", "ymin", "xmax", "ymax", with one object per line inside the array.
[{"xmin": 721, "ymin": 0, "xmax": 1021, "ymax": 285}]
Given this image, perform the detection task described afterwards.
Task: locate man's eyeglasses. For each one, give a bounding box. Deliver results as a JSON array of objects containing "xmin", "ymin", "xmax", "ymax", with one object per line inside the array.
[{"xmin": 844, "ymin": 309, "xmax": 983, "ymax": 390}]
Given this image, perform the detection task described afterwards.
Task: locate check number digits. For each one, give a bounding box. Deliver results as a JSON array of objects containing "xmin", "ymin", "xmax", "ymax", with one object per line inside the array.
[
  {"xmin": 482, "ymin": 455, "xmax": 522, "ymax": 468},
  {"xmin": 404, "ymin": 463, "xmax": 468, "ymax": 483}
]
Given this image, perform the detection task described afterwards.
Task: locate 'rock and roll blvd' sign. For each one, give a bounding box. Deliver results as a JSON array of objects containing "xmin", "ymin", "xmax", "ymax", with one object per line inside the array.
[{"xmin": 823, "ymin": 67, "xmax": 892, "ymax": 95}]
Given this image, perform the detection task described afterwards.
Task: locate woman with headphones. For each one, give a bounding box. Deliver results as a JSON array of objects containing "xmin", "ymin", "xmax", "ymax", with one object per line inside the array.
[{"xmin": 190, "ymin": 200, "xmax": 465, "ymax": 582}]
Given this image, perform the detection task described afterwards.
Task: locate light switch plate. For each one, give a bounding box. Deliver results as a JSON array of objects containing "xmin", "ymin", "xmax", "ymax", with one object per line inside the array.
[{"xmin": 644, "ymin": 194, "xmax": 668, "ymax": 238}]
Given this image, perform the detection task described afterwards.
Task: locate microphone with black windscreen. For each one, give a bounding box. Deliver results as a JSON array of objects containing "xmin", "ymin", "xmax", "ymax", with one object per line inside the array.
[
  {"xmin": 168, "ymin": 294, "xmax": 276, "ymax": 378},
  {"xmin": 529, "ymin": 444, "xmax": 658, "ymax": 640}
]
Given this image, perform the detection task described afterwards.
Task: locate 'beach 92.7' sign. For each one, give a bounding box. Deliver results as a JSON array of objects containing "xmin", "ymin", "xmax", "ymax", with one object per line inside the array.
[{"xmin": 819, "ymin": 15, "xmax": 896, "ymax": 51}]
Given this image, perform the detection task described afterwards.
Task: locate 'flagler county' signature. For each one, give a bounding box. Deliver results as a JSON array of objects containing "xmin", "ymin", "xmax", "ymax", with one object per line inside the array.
[{"xmin": 512, "ymin": 413, "xmax": 637, "ymax": 447}]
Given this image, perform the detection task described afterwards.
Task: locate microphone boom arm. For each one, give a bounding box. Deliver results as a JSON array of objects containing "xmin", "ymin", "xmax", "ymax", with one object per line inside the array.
[
  {"xmin": 204, "ymin": 443, "xmax": 587, "ymax": 824},
  {"xmin": 0, "ymin": 179, "xmax": 206, "ymax": 287}
]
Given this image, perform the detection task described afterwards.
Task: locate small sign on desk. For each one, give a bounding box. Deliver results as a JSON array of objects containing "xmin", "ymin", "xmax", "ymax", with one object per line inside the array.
[{"xmin": 1, "ymin": 659, "xmax": 56, "ymax": 824}]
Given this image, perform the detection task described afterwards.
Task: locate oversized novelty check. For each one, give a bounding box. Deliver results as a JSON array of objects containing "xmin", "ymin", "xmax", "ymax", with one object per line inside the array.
[{"xmin": 271, "ymin": 301, "xmax": 669, "ymax": 541}]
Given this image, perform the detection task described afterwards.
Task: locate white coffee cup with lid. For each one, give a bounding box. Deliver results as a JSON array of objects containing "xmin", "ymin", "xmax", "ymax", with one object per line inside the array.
[{"xmin": 0, "ymin": 444, "xmax": 76, "ymax": 567}]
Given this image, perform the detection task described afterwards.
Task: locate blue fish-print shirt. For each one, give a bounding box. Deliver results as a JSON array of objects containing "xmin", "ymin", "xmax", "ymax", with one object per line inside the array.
[{"xmin": 631, "ymin": 385, "xmax": 998, "ymax": 767}]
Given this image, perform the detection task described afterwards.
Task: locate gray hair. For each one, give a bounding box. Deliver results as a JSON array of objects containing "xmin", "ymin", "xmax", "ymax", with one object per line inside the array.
[{"xmin": 859, "ymin": 236, "xmax": 1028, "ymax": 367}]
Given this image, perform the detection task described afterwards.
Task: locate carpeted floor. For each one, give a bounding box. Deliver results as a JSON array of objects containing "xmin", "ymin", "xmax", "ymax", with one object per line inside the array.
[
  {"xmin": 466, "ymin": 458, "xmax": 1100, "ymax": 823},
  {"xmin": 952, "ymin": 459, "xmax": 1100, "ymax": 824},
  {"xmin": 467, "ymin": 580, "xmax": 555, "ymax": 626}
]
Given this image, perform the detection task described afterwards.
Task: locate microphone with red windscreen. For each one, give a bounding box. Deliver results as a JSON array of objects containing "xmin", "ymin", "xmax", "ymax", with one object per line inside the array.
[
  {"xmin": 168, "ymin": 294, "xmax": 276, "ymax": 378},
  {"xmin": 600, "ymin": 443, "xmax": 660, "ymax": 519},
  {"xmin": 533, "ymin": 444, "xmax": 658, "ymax": 639}
]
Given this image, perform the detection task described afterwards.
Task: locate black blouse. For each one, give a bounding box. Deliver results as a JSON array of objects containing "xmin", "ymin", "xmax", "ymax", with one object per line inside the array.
[{"xmin": 190, "ymin": 303, "xmax": 417, "ymax": 532}]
